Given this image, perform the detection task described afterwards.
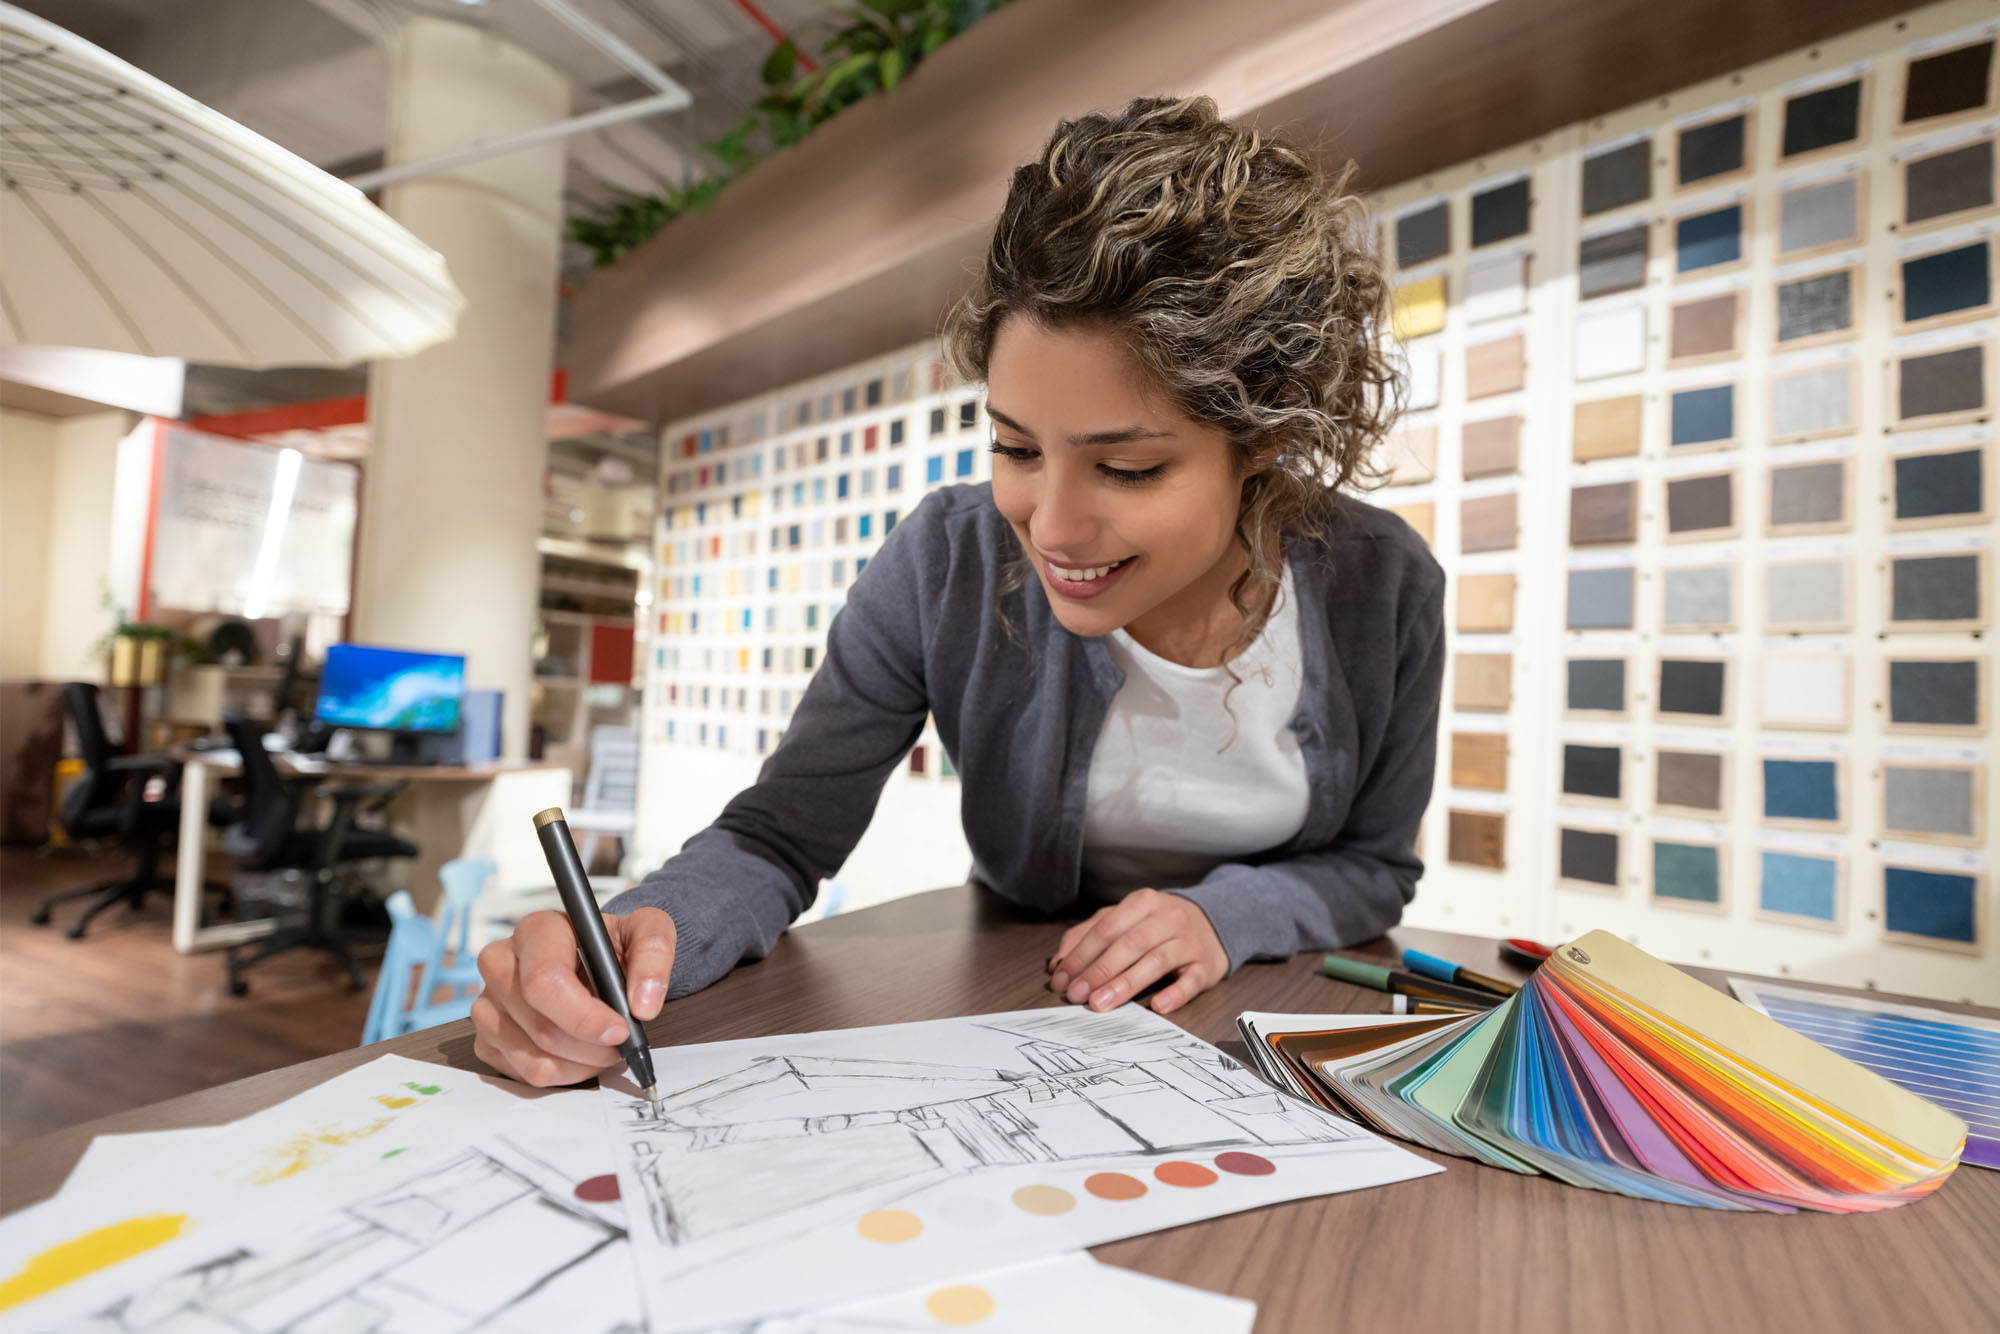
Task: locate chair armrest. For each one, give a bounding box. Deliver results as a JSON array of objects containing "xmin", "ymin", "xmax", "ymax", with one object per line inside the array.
[
  {"xmin": 106, "ymin": 753, "xmax": 174, "ymax": 774},
  {"xmin": 321, "ymin": 780, "xmax": 408, "ymax": 807}
]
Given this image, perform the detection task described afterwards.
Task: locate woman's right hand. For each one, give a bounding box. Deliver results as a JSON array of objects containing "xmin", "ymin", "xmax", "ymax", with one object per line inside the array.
[{"xmin": 472, "ymin": 907, "xmax": 677, "ymax": 1087}]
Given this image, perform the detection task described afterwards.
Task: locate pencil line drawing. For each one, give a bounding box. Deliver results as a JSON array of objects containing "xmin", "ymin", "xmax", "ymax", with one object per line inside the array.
[
  {"xmin": 614, "ymin": 1007, "xmax": 1364, "ymax": 1248},
  {"xmin": 64, "ymin": 1147, "xmax": 640, "ymax": 1334}
]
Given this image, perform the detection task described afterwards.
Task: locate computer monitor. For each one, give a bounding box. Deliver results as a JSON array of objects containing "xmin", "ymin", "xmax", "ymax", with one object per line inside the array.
[{"xmin": 315, "ymin": 643, "xmax": 465, "ymax": 735}]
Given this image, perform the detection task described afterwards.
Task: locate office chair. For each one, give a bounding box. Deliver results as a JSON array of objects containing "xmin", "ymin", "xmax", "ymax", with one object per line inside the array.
[
  {"xmin": 33, "ymin": 682, "xmax": 236, "ymax": 939},
  {"xmin": 219, "ymin": 714, "xmax": 417, "ymax": 995}
]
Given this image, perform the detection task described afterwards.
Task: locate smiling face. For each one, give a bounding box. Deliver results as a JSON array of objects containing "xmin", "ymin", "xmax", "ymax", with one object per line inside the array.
[{"xmin": 985, "ymin": 317, "xmax": 1261, "ymax": 661}]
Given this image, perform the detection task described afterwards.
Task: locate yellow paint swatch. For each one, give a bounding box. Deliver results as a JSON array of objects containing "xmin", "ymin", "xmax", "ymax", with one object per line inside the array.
[
  {"xmin": 1393, "ymin": 275, "xmax": 1448, "ymax": 340},
  {"xmin": 374, "ymin": 1094, "xmax": 416, "ymax": 1110},
  {"xmin": 856, "ymin": 1209, "xmax": 923, "ymax": 1243},
  {"xmin": 1008, "ymin": 1184, "xmax": 1075, "ymax": 1215},
  {"xmin": 252, "ymin": 1117, "xmax": 391, "ymax": 1185},
  {"xmin": 925, "ymin": 1283, "xmax": 997, "ymax": 1325},
  {"xmin": 0, "ymin": 1213, "xmax": 188, "ymax": 1312}
]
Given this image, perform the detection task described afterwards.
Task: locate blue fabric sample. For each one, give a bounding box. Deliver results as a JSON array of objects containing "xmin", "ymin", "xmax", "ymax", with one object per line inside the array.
[
  {"xmin": 1884, "ymin": 866, "xmax": 1979, "ymax": 943},
  {"xmin": 1763, "ymin": 758, "xmax": 1839, "ymax": 822},
  {"xmin": 1760, "ymin": 852, "xmax": 1838, "ymax": 921}
]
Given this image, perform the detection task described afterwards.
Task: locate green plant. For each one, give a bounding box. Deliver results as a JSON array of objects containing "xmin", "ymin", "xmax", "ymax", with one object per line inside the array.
[
  {"xmin": 569, "ymin": 0, "xmax": 1003, "ymax": 267},
  {"xmin": 92, "ymin": 591, "xmax": 209, "ymax": 665}
]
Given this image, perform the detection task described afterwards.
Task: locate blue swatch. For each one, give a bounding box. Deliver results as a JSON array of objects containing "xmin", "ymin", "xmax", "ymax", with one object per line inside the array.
[
  {"xmin": 1760, "ymin": 852, "xmax": 1838, "ymax": 922},
  {"xmin": 1654, "ymin": 841, "xmax": 1721, "ymax": 905},
  {"xmin": 1884, "ymin": 867, "xmax": 1979, "ymax": 943},
  {"xmin": 1763, "ymin": 758, "xmax": 1839, "ymax": 822},
  {"xmin": 1902, "ymin": 242, "xmax": 1991, "ymax": 323},
  {"xmin": 1676, "ymin": 205, "xmax": 1742, "ymax": 273},
  {"xmin": 1670, "ymin": 384, "xmax": 1734, "ymax": 446}
]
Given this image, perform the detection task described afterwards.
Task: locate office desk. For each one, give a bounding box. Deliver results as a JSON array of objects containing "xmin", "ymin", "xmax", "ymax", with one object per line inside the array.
[
  {"xmin": 6, "ymin": 885, "xmax": 1995, "ymax": 1331},
  {"xmin": 169, "ymin": 752, "xmax": 571, "ymax": 953}
]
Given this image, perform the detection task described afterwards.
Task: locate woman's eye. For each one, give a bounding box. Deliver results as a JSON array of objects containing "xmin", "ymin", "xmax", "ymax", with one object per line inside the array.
[
  {"xmin": 988, "ymin": 442, "xmax": 1039, "ymax": 463},
  {"xmin": 1100, "ymin": 463, "xmax": 1166, "ymax": 486}
]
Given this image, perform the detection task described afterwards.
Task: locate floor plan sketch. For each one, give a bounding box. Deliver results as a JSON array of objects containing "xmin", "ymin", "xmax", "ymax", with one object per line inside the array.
[
  {"xmin": 616, "ymin": 1007, "xmax": 1359, "ymax": 1248},
  {"xmin": 603, "ymin": 1007, "xmax": 1440, "ymax": 1331},
  {"xmin": 61, "ymin": 1145, "xmax": 641, "ymax": 1334}
]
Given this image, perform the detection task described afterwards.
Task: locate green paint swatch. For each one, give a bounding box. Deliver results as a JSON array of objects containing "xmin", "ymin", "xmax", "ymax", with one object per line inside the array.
[{"xmin": 403, "ymin": 1081, "xmax": 443, "ymax": 1097}]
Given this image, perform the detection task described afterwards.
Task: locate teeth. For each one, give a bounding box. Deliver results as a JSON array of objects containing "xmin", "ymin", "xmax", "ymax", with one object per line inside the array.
[{"xmin": 1052, "ymin": 559, "xmax": 1124, "ymax": 582}]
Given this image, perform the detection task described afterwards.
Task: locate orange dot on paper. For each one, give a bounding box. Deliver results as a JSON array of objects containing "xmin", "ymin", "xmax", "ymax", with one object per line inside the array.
[
  {"xmin": 857, "ymin": 1209, "xmax": 923, "ymax": 1243},
  {"xmin": 1154, "ymin": 1160, "xmax": 1218, "ymax": 1188},
  {"xmin": 1009, "ymin": 1184, "xmax": 1076, "ymax": 1215},
  {"xmin": 0, "ymin": 1213, "xmax": 188, "ymax": 1313},
  {"xmin": 925, "ymin": 1284, "xmax": 997, "ymax": 1325},
  {"xmin": 1084, "ymin": 1172, "xmax": 1147, "ymax": 1201}
]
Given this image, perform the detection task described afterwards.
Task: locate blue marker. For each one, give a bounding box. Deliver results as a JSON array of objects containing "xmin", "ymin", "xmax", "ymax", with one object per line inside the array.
[{"xmin": 1401, "ymin": 948, "xmax": 1521, "ymax": 997}]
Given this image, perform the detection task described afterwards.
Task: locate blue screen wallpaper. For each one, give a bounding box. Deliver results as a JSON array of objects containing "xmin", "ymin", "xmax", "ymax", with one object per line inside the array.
[{"xmin": 316, "ymin": 644, "xmax": 464, "ymax": 732}]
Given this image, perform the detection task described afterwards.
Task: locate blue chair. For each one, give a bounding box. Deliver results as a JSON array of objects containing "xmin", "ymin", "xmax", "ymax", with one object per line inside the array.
[
  {"xmin": 360, "ymin": 859, "xmax": 492, "ymax": 1043},
  {"xmin": 410, "ymin": 858, "xmax": 492, "ymax": 1026},
  {"xmin": 362, "ymin": 890, "xmax": 434, "ymax": 1045}
]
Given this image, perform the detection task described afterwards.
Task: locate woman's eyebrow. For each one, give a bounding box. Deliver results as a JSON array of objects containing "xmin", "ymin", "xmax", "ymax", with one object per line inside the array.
[{"xmin": 987, "ymin": 405, "xmax": 1176, "ymax": 446}]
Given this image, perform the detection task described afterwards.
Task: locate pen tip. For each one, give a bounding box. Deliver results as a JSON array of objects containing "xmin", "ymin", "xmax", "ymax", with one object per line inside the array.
[{"xmin": 642, "ymin": 1083, "xmax": 660, "ymax": 1106}]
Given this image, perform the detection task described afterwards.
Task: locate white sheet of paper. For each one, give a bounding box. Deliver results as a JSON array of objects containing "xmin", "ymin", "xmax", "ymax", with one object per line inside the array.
[
  {"xmin": 0, "ymin": 1057, "xmax": 638, "ymax": 1332},
  {"xmin": 709, "ymin": 1252, "xmax": 1256, "ymax": 1333},
  {"xmin": 59, "ymin": 1127, "xmax": 226, "ymax": 1195},
  {"xmin": 603, "ymin": 1005, "xmax": 1439, "ymax": 1331}
]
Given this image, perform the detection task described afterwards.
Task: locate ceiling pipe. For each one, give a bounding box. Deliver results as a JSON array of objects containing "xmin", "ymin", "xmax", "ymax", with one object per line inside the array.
[
  {"xmin": 343, "ymin": 0, "xmax": 694, "ymax": 191},
  {"xmin": 343, "ymin": 89, "xmax": 688, "ymax": 190}
]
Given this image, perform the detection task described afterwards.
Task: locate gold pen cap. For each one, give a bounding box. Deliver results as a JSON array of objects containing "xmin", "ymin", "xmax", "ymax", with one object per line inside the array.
[{"xmin": 533, "ymin": 807, "xmax": 568, "ymax": 830}]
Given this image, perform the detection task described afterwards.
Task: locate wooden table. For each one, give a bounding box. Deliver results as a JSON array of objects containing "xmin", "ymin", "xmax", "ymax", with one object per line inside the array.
[
  {"xmin": 170, "ymin": 751, "xmax": 571, "ymax": 952},
  {"xmin": 6, "ymin": 885, "xmax": 1996, "ymax": 1331}
]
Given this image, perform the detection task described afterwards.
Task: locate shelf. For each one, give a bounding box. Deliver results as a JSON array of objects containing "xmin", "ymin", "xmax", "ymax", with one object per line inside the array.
[
  {"xmin": 566, "ymin": 0, "xmax": 1914, "ymax": 425},
  {"xmin": 540, "ymin": 576, "xmax": 636, "ymax": 601}
]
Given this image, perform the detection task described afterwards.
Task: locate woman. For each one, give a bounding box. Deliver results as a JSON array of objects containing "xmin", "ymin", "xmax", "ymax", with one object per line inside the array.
[{"xmin": 472, "ymin": 95, "xmax": 1444, "ymax": 1088}]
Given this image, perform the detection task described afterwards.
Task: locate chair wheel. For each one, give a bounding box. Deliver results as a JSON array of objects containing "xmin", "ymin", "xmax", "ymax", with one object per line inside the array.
[
  {"xmin": 30, "ymin": 907, "xmax": 51, "ymax": 925},
  {"xmin": 228, "ymin": 978, "xmax": 249, "ymax": 997}
]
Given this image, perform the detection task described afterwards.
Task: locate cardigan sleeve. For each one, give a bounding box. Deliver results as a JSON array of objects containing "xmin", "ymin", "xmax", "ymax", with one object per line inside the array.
[
  {"xmin": 603, "ymin": 508, "xmax": 938, "ymax": 998},
  {"xmin": 1166, "ymin": 564, "xmax": 1446, "ymax": 972}
]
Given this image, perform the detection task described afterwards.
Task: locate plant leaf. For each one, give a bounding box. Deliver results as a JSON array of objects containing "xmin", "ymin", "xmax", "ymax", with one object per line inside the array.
[{"xmin": 760, "ymin": 39, "xmax": 797, "ymax": 87}]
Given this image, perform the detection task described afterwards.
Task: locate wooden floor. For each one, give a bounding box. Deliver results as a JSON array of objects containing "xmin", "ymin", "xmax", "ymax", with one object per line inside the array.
[{"xmin": 0, "ymin": 845, "xmax": 375, "ymax": 1145}]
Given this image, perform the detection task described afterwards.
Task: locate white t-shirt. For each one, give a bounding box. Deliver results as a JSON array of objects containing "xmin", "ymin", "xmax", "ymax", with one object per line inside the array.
[{"xmin": 1080, "ymin": 565, "xmax": 1310, "ymax": 900}]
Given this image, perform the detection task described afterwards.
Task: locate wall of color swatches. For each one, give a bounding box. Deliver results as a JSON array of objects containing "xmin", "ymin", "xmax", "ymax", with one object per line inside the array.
[{"xmin": 1373, "ymin": 0, "xmax": 1996, "ymax": 1005}]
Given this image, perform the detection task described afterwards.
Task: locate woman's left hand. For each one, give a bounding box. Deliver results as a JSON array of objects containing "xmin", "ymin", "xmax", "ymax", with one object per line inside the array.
[{"xmin": 1046, "ymin": 888, "xmax": 1229, "ymax": 1016}]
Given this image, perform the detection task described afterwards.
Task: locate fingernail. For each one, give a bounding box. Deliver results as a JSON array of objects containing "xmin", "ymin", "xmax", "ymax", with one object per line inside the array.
[
  {"xmin": 1047, "ymin": 955, "xmax": 1063, "ymax": 975},
  {"xmin": 600, "ymin": 1021, "xmax": 628, "ymax": 1045},
  {"xmin": 1091, "ymin": 989, "xmax": 1115, "ymax": 1011},
  {"xmin": 1066, "ymin": 979, "xmax": 1090, "ymax": 1004},
  {"xmin": 636, "ymin": 979, "xmax": 665, "ymax": 1018},
  {"xmin": 1051, "ymin": 971, "xmax": 1069, "ymax": 993}
]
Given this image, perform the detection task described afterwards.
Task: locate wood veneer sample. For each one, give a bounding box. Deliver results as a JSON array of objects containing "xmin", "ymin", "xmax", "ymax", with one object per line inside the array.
[
  {"xmin": 1573, "ymin": 395, "xmax": 1642, "ymax": 460},
  {"xmin": 1665, "ymin": 472, "xmax": 1736, "ymax": 538},
  {"xmin": 1466, "ymin": 333, "xmax": 1527, "ymax": 400},
  {"xmin": 1451, "ymin": 732, "xmax": 1510, "ymax": 791},
  {"xmin": 1570, "ymin": 480, "xmax": 1637, "ymax": 545},
  {"xmin": 1447, "ymin": 809, "xmax": 1507, "ymax": 869},
  {"xmin": 1461, "ymin": 416, "xmax": 1520, "ymax": 479},
  {"xmin": 1453, "ymin": 653, "xmax": 1513, "ymax": 712},
  {"xmin": 1670, "ymin": 291, "xmax": 1739, "ymax": 361},
  {"xmin": 1388, "ymin": 501, "xmax": 1435, "ymax": 546},
  {"xmin": 1381, "ymin": 424, "xmax": 1439, "ymax": 485},
  {"xmin": 1460, "ymin": 492, "xmax": 1518, "ymax": 554},
  {"xmin": 1455, "ymin": 573, "xmax": 1516, "ymax": 633}
]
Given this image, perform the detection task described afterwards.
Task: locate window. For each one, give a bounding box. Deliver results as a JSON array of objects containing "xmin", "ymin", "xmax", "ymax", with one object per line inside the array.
[
  {"xmin": 866, "ymin": 378, "xmax": 883, "ymax": 407},
  {"xmin": 959, "ymin": 400, "xmax": 977, "ymax": 430},
  {"xmin": 806, "ymin": 604, "xmax": 819, "ymax": 629},
  {"xmin": 956, "ymin": 448, "xmax": 975, "ymax": 478},
  {"xmin": 815, "ymin": 436, "xmax": 829, "ymax": 461},
  {"xmin": 860, "ymin": 470, "xmax": 875, "ymax": 497},
  {"xmin": 834, "ymin": 516, "xmax": 848, "ymax": 542},
  {"xmin": 887, "ymin": 464, "xmax": 903, "ymax": 491},
  {"xmin": 884, "ymin": 509, "xmax": 899, "ymax": 533},
  {"xmin": 840, "ymin": 431, "xmax": 853, "ymax": 456},
  {"xmin": 837, "ymin": 473, "xmax": 850, "ymax": 499},
  {"xmin": 930, "ymin": 407, "xmax": 947, "ymax": 436},
  {"xmin": 859, "ymin": 514, "xmax": 874, "ymax": 539},
  {"xmin": 889, "ymin": 419, "xmax": 905, "ymax": 446},
  {"xmin": 812, "ymin": 477, "xmax": 826, "ymax": 502},
  {"xmin": 926, "ymin": 456, "xmax": 944, "ymax": 484},
  {"xmin": 841, "ymin": 386, "xmax": 857, "ymax": 413},
  {"xmin": 803, "ymin": 646, "xmax": 817, "ymax": 670},
  {"xmin": 864, "ymin": 424, "xmax": 879, "ymax": 452}
]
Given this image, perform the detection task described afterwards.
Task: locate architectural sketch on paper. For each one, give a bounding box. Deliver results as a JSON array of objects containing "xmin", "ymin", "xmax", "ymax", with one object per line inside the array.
[
  {"xmin": 613, "ymin": 1007, "xmax": 1362, "ymax": 1247},
  {"xmin": 66, "ymin": 1145, "xmax": 639, "ymax": 1334}
]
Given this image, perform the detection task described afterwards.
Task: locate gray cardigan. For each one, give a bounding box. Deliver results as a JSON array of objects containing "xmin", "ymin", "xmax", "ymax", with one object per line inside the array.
[{"xmin": 607, "ymin": 482, "xmax": 1446, "ymax": 999}]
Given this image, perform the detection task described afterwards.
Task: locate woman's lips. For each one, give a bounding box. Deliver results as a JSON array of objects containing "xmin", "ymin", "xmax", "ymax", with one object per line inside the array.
[{"xmin": 1043, "ymin": 555, "xmax": 1136, "ymax": 600}]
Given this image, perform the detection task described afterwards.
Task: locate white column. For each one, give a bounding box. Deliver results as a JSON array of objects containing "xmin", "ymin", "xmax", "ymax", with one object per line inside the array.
[{"xmin": 356, "ymin": 18, "xmax": 566, "ymax": 758}]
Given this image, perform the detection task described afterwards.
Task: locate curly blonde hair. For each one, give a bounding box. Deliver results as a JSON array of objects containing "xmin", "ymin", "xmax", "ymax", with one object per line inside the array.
[{"xmin": 941, "ymin": 94, "xmax": 1399, "ymax": 659}]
